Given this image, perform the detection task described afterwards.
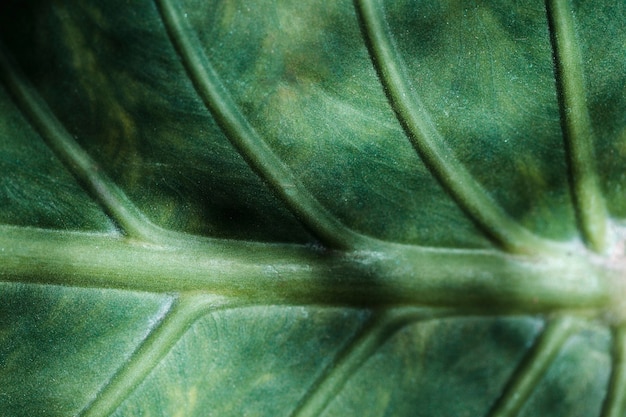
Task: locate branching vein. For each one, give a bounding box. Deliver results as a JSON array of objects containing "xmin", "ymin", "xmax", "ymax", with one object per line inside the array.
[
  {"xmin": 0, "ymin": 43, "xmax": 179, "ymax": 245},
  {"xmin": 290, "ymin": 307, "xmax": 453, "ymax": 417},
  {"xmin": 487, "ymin": 315, "xmax": 577, "ymax": 417},
  {"xmin": 155, "ymin": 0, "xmax": 374, "ymax": 251},
  {"xmin": 0, "ymin": 4, "xmax": 621, "ymax": 417},
  {"xmin": 354, "ymin": 0, "xmax": 558, "ymax": 255},
  {"xmin": 79, "ymin": 293, "xmax": 238, "ymax": 417},
  {"xmin": 601, "ymin": 325, "xmax": 626, "ymax": 417},
  {"xmin": 546, "ymin": 0, "xmax": 608, "ymax": 252}
]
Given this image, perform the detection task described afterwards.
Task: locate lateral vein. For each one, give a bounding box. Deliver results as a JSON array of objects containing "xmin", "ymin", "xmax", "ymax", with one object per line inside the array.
[
  {"xmin": 290, "ymin": 307, "xmax": 454, "ymax": 417},
  {"xmin": 487, "ymin": 315, "xmax": 577, "ymax": 417},
  {"xmin": 154, "ymin": 0, "xmax": 373, "ymax": 251},
  {"xmin": 354, "ymin": 0, "xmax": 557, "ymax": 255},
  {"xmin": 78, "ymin": 294, "xmax": 237, "ymax": 417},
  {"xmin": 546, "ymin": 0, "xmax": 608, "ymax": 252},
  {"xmin": 600, "ymin": 325, "xmax": 626, "ymax": 417},
  {"xmin": 0, "ymin": 42, "xmax": 177, "ymax": 245}
]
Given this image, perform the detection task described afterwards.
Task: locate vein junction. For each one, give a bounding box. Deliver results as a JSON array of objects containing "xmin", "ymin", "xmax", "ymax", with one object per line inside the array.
[
  {"xmin": 0, "ymin": 1, "xmax": 617, "ymax": 317},
  {"xmin": 0, "ymin": 1, "xmax": 624, "ymax": 415}
]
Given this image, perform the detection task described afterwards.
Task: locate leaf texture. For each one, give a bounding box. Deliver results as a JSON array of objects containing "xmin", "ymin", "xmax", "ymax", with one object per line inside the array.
[{"xmin": 0, "ymin": 0, "xmax": 625, "ymax": 416}]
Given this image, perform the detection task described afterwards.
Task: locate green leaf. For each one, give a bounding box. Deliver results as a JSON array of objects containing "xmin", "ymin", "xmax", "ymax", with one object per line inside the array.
[{"xmin": 0, "ymin": 0, "xmax": 624, "ymax": 416}]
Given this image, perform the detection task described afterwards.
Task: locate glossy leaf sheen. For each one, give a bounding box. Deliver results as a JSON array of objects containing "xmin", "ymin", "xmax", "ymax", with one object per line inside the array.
[{"xmin": 0, "ymin": 0, "xmax": 624, "ymax": 416}]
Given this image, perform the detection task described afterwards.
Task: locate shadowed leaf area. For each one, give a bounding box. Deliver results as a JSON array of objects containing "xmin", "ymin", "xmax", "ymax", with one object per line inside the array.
[{"xmin": 0, "ymin": 0, "xmax": 624, "ymax": 416}]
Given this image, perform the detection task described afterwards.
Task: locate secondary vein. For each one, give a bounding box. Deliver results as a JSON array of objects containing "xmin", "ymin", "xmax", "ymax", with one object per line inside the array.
[
  {"xmin": 154, "ymin": 0, "xmax": 373, "ymax": 251},
  {"xmin": 290, "ymin": 307, "xmax": 453, "ymax": 417},
  {"xmin": 354, "ymin": 0, "xmax": 558, "ymax": 255},
  {"xmin": 487, "ymin": 315, "xmax": 577, "ymax": 417},
  {"xmin": 600, "ymin": 325, "xmax": 626, "ymax": 417},
  {"xmin": 79, "ymin": 293, "xmax": 237, "ymax": 417},
  {"xmin": 546, "ymin": 0, "xmax": 608, "ymax": 252},
  {"xmin": 0, "ymin": 42, "xmax": 178, "ymax": 245}
]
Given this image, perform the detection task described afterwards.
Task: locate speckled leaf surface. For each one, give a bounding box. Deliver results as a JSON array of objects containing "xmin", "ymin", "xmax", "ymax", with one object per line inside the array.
[{"xmin": 0, "ymin": 0, "xmax": 624, "ymax": 416}]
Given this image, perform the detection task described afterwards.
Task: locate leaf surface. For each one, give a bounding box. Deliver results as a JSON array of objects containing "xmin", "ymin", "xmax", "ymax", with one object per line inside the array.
[{"xmin": 0, "ymin": 0, "xmax": 625, "ymax": 416}]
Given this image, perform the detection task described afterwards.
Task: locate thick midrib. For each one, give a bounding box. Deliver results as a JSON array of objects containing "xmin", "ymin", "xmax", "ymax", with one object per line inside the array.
[{"xmin": 0, "ymin": 225, "xmax": 609, "ymax": 311}]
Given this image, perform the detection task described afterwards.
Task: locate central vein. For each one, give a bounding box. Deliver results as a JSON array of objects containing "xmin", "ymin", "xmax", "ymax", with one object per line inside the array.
[{"xmin": 0, "ymin": 225, "xmax": 608, "ymax": 312}]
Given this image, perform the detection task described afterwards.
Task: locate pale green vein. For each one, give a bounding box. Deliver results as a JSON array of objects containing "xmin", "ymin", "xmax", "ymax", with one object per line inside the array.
[
  {"xmin": 600, "ymin": 325, "xmax": 626, "ymax": 417},
  {"xmin": 546, "ymin": 0, "xmax": 608, "ymax": 252},
  {"xmin": 155, "ymin": 0, "xmax": 373, "ymax": 251},
  {"xmin": 79, "ymin": 293, "xmax": 237, "ymax": 417},
  {"xmin": 354, "ymin": 0, "xmax": 558, "ymax": 255},
  {"xmin": 487, "ymin": 315, "xmax": 578, "ymax": 417},
  {"xmin": 290, "ymin": 307, "xmax": 452, "ymax": 417},
  {"xmin": 0, "ymin": 43, "xmax": 180, "ymax": 245},
  {"xmin": 0, "ymin": 225, "xmax": 609, "ymax": 310}
]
